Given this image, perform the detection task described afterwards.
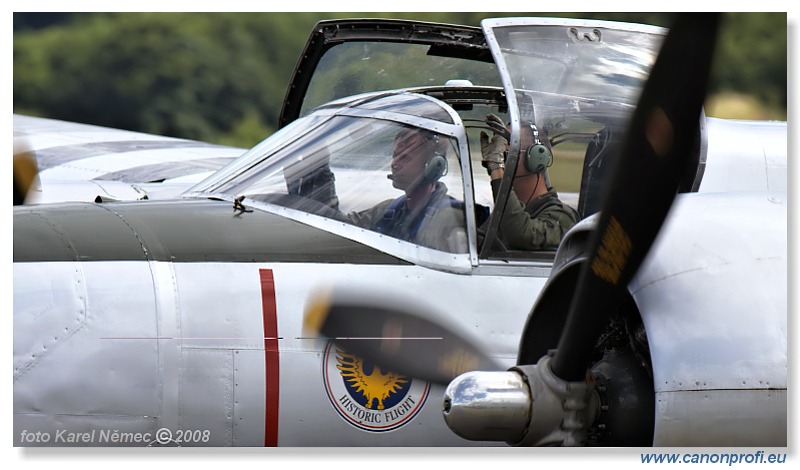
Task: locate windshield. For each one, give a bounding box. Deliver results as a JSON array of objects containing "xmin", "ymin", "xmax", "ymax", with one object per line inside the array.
[
  {"xmin": 196, "ymin": 96, "xmax": 469, "ymax": 255},
  {"xmin": 301, "ymin": 41, "xmax": 502, "ymax": 117}
]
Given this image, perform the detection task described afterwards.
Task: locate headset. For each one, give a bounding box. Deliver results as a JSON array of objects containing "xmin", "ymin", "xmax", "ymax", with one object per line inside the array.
[
  {"xmin": 524, "ymin": 123, "xmax": 552, "ymax": 174},
  {"xmin": 423, "ymin": 152, "xmax": 448, "ymax": 182},
  {"xmin": 421, "ymin": 131, "xmax": 448, "ymax": 182}
]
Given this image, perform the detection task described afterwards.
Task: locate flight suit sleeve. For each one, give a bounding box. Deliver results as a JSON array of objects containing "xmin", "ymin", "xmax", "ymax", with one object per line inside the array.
[{"xmin": 490, "ymin": 180, "xmax": 576, "ymax": 251}]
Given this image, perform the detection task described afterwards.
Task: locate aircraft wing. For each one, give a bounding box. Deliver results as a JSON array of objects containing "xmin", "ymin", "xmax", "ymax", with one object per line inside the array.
[{"xmin": 13, "ymin": 114, "xmax": 246, "ymax": 203}]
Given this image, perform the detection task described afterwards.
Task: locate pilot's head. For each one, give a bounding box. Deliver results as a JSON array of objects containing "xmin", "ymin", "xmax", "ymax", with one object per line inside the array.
[
  {"xmin": 390, "ymin": 128, "xmax": 445, "ymax": 190},
  {"xmin": 515, "ymin": 122, "xmax": 552, "ymax": 176}
]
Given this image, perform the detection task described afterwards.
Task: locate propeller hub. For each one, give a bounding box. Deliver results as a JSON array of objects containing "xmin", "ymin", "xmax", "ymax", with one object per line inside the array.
[
  {"xmin": 443, "ymin": 354, "xmax": 600, "ymax": 446},
  {"xmin": 443, "ymin": 370, "xmax": 531, "ymax": 443}
]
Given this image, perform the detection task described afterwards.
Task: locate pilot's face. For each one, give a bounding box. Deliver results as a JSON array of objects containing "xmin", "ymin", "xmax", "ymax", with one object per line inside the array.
[{"xmin": 390, "ymin": 130, "xmax": 430, "ymax": 190}]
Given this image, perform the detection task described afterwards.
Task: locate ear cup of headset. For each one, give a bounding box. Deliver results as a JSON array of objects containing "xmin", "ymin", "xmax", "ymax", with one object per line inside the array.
[
  {"xmin": 423, "ymin": 154, "xmax": 448, "ymax": 182},
  {"xmin": 525, "ymin": 144, "xmax": 551, "ymax": 173}
]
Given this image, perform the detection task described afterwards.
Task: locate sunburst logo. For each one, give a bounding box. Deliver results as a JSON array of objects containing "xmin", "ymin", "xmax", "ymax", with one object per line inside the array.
[{"xmin": 323, "ymin": 341, "xmax": 430, "ymax": 432}]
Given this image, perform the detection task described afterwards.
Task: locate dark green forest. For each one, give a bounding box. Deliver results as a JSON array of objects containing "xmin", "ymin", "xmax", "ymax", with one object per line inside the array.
[{"xmin": 13, "ymin": 12, "xmax": 787, "ymax": 148}]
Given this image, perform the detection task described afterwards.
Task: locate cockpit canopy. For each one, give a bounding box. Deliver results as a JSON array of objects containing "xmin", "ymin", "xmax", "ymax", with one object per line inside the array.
[
  {"xmin": 190, "ymin": 93, "xmax": 471, "ymax": 255},
  {"xmin": 187, "ymin": 18, "xmax": 705, "ymax": 267}
]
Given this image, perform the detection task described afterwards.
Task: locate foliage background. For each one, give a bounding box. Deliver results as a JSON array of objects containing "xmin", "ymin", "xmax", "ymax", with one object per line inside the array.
[{"xmin": 13, "ymin": 12, "xmax": 787, "ymax": 148}]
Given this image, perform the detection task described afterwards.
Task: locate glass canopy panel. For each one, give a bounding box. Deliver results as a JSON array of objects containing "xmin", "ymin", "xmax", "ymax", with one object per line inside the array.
[
  {"xmin": 210, "ymin": 114, "xmax": 467, "ymax": 254},
  {"xmin": 359, "ymin": 93, "xmax": 455, "ymax": 123},
  {"xmin": 486, "ymin": 20, "xmax": 667, "ymax": 220},
  {"xmin": 489, "ymin": 22, "xmax": 664, "ymax": 105},
  {"xmin": 301, "ymin": 42, "xmax": 502, "ymax": 117}
]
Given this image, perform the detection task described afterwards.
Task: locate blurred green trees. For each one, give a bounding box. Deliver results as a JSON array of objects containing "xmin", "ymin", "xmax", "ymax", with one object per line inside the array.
[{"xmin": 13, "ymin": 12, "xmax": 786, "ymax": 148}]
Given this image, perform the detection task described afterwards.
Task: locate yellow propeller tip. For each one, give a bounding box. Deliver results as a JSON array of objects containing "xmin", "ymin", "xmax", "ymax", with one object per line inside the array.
[{"xmin": 303, "ymin": 288, "xmax": 333, "ymax": 335}]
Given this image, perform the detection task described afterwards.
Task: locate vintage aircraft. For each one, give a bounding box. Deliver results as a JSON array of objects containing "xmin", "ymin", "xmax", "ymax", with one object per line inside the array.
[{"xmin": 13, "ymin": 13, "xmax": 787, "ymax": 447}]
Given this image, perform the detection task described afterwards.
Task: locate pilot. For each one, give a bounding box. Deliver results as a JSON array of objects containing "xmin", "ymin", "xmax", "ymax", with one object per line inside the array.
[
  {"xmin": 346, "ymin": 127, "xmax": 467, "ymax": 253},
  {"xmin": 480, "ymin": 114, "xmax": 579, "ymax": 250}
]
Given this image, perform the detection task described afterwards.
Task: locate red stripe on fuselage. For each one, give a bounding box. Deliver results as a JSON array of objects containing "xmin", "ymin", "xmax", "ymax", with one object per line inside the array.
[{"xmin": 260, "ymin": 269, "xmax": 279, "ymax": 446}]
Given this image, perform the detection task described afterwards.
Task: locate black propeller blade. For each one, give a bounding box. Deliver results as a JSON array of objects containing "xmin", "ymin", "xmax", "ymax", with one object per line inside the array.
[
  {"xmin": 549, "ymin": 13, "xmax": 721, "ymax": 381},
  {"xmin": 304, "ymin": 288, "xmax": 501, "ymax": 385}
]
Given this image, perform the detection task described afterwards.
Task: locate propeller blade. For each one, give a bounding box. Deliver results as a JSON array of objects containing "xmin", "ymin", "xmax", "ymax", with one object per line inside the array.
[
  {"xmin": 549, "ymin": 13, "xmax": 721, "ymax": 381},
  {"xmin": 304, "ymin": 288, "xmax": 501, "ymax": 385},
  {"xmin": 13, "ymin": 140, "xmax": 39, "ymax": 205}
]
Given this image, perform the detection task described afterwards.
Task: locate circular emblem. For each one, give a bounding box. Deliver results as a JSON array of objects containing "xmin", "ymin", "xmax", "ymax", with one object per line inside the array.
[{"xmin": 322, "ymin": 341, "xmax": 430, "ymax": 432}]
